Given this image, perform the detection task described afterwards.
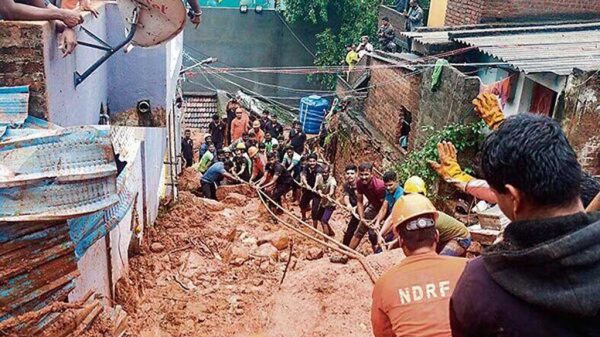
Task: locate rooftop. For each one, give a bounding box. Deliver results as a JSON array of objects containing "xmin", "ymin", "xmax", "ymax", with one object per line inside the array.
[
  {"xmin": 402, "ymin": 21, "xmax": 600, "ymax": 75},
  {"xmin": 450, "ymin": 22, "xmax": 600, "ymax": 75},
  {"xmin": 182, "ymin": 92, "xmax": 218, "ymax": 131}
]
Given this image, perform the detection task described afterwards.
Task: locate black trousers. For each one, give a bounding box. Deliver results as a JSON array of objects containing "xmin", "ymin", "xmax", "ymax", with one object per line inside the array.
[
  {"xmin": 342, "ymin": 215, "xmax": 378, "ymax": 247},
  {"xmin": 343, "ymin": 216, "xmax": 360, "ymax": 246},
  {"xmin": 184, "ymin": 155, "xmax": 193, "ymax": 168},
  {"xmin": 271, "ymin": 183, "xmax": 292, "ymax": 206},
  {"xmin": 201, "ymin": 181, "xmax": 217, "ymax": 200}
]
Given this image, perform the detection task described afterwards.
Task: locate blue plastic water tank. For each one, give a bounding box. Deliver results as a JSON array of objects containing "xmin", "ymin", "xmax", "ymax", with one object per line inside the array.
[{"xmin": 299, "ymin": 95, "xmax": 329, "ymax": 135}]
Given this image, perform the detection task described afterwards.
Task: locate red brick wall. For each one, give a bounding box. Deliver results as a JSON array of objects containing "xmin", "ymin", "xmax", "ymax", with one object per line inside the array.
[
  {"xmin": 445, "ymin": 0, "xmax": 600, "ymax": 26},
  {"xmin": 445, "ymin": 0, "xmax": 484, "ymax": 26},
  {"xmin": 0, "ymin": 22, "xmax": 49, "ymax": 119},
  {"xmin": 362, "ymin": 57, "xmax": 422, "ymax": 150}
]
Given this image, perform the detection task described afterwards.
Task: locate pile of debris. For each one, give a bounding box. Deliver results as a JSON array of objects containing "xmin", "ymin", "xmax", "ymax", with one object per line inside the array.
[{"xmin": 117, "ymin": 177, "xmax": 404, "ymax": 336}]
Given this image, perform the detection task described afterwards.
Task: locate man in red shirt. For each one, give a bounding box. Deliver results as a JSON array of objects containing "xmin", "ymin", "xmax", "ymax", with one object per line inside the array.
[
  {"xmin": 349, "ymin": 163, "xmax": 386, "ymax": 253},
  {"xmin": 371, "ymin": 194, "xmax": 467, "ymax": 337},
  {"xmin": 230, "ymin": 108, "xmax": 249, "ymax": 142}
]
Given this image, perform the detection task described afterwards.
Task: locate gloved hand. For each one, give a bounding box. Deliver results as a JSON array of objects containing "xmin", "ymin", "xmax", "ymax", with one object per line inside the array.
[
  {"xmin": 472, "ymin": 93, "xmax": 505, "ymax": 130},
  {"xmin": 428, "ymin": 141, "xmax": 474, "ymax": 184}
]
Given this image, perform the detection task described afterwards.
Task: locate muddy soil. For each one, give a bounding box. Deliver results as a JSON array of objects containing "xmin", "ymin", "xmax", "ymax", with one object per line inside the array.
[{"xmin": 118, "ymin": 180, "xmax": 404, "ymax": 337}]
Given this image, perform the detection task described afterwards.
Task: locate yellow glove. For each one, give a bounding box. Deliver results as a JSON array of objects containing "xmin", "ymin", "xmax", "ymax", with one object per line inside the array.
[
  {"xmin": 472, "ymin": 93, "xmax": 505, "ymax": 130},
  {"xmin": 428, "ymin": 142, "xmax": 474, "ymax": 184}
]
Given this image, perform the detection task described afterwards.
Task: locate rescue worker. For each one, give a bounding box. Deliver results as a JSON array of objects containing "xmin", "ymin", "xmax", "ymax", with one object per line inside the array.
[
  {"xmin": 282, "ymin": 146, "xmax": 302, "ymax": 203},
  {"xmin": 263, "ymin": 132, "xmax": 279, "ymax": 153},
  {"xmin": 349, "ymin": 163, "xmax": 385, "ymax": 253},
  {"xmin": 231, "ymin": 108, "xmax": 249, "ymax": 142},
  {"xmin": 371, "ymin": 193, "xmax": 467, "ymax": 337},
  {"xmin": 289, "ymin": 122, "xmax": 307, "ymax": 155},
  {"xmin": 299, "ymin": 153, "xmax": 323, "ymax": 227},
  {"xmin": 373, "ymin": 171, "xmax": 404, "ymax": 242},
  {"xmin": 315, "ymin": 165, "xmax": 337, "ymax": 236},
  {"xmin": 248, "ymin": 146, "xmax": 265, "ymax": 183},
  {"xmin": 342, "ymin": 164, "xmax": 361, "ymax": 246},
  {"xmin": 223, "ymin": 146, "xmax": 233, "ymax": 161},
  {"xmin": 450, "ymin": 113, "xmax": 600, "ymax": 337},
  {"xmin": 200, "ymin": 160, "xmax": 236, "ymax": 200},
  {"xmin": 208, "ymin": 114, "xmax": 226, "ymax": 150},
  {"xmin": 379, "ymin": 176, "xmax": 472, "ymax": 257},
  {"xmin": 431, "ymin": 93, "xmax": 600, "ymax": 210},
  {"xmin": 251, "ymin": 120, "xmax": 265, "ymax": 144},
  {"xmin": 265, "ymin": 114, "xmax": 284, "ymax": 139},
  {"xmin": 181, "ymin": 129, "xmax": 194, "ymax": 167},
  {"xmin": 199, "ymin": 135, "xmax": 212, "ymax": 158},
  {"xmin": 257, "ymin": 152, "xmax": 294, "ymax": 214},
  {"xmin": 260, "ymin": 110, "xmax": 270, "ymax": 130},
  {"xmin": 197, "ymin": 142, "xmax": 216, "ymax": 174},
  {"xmin": 232, "ymin": 143, "xmax": 252, "ymax": 182}
]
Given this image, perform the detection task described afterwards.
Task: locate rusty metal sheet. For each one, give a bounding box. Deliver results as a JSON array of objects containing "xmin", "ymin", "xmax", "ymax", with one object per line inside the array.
[
  {"xmin": 0, "ymin": 86, "xmax": 29, "ymax": 126},
  {"xmin": 0, "ymin": 126, "xmax": 119, "ymax": 222},
  {"xmin": 68, "ymin": 153, "xmax": 139, "ymax": 259},
  {"xmin": 0, "ymin": 221, "xmax": 79, "ymax": 323}
]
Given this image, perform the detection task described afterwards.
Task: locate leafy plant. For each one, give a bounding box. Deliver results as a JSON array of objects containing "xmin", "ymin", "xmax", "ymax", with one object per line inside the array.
[
  {"xmin": 282, "ymin": 0, "xmax": 380, "ymax": 88},
  {"xmin": 392, "ymin": 122, "xmax": 486, "ymax": 194}
]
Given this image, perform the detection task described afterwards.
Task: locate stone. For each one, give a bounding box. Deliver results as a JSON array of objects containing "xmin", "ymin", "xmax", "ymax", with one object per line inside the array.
[
  {"xmin": 252, "ymin": 279, "xmax": 264, "ymax": 287},
  {"xmin": 306, "ymin": 247, "xmax": 324, "ymax": 261},
  {"xmin": 269, "ymin": 231, "xmax": 290, "ymax": 251},
  {"xmin": 222, "ymin": 192, "xmax": 249, "ymax": 207},
  {"xmin": 252, "ymin": 243, "xmax": 279, "ymax": 261},
  {"xmin": 198, "ymin": 198, "xmax": 225, "ymax": 212},
  {"xmin": 229, "ymin": 244, "xmax": 250, "ymax": 266},
  {"xmin": 329, "ymin": 254, "xmax": 349, "ymax": 264},
  {"xmin": 150, "ymin": 242, "xmax": 165, "ymax": 253},
  {"xmin": 278, "ymin": 251, "xmax": 290, "ymax": 263}
]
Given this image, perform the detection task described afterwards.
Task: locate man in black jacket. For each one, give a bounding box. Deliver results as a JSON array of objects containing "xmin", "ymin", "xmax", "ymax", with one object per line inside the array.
[{"xmin": 450, "ymin": 113, "xmax": 600, "ymax": 337}]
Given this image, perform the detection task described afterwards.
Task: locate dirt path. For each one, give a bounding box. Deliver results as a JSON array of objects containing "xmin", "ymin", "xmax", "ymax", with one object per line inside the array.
[{"xmin": 118, "ymin": 183, "xmax": 404, "ymax": 337}]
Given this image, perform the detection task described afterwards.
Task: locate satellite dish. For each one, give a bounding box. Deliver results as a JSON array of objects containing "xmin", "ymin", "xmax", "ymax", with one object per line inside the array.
[
  {"xmin": 75, "ymin": 0, "xmax": 187, "ymax": 86},
  {"xmin": 117, "ymin": 0, "xmax": 187, "ymax": 48}
]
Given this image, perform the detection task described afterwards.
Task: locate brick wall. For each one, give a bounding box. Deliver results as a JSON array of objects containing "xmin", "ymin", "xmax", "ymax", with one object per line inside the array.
[
  {"xmin": 445, "ymin": 0, "xmax": 600, "ymax": 25},
  {"xmin": 416, "ymin": 64, "xmax": 480, "ymax": 145},
  {"xmin": 445, "ymin": 0, "xmax": 484, "ymax": 26},
  {"xmin": 0, "ymin": 22, "xmax": 49, "ymax": 119},
  {"xmin": 362, "ymin": 57, "xmax": 422, "ymax": 150},
  {"xmin": 562, "ymin": 71, "xmax": 600, "ymax": 175}
]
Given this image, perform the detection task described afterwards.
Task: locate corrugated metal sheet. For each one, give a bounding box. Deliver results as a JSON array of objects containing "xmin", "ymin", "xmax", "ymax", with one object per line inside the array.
[
  {"xmin": 68, "ymin": 126, "xmax": 143, "ymax": 259},
  {"xmin": 450, "ymin": 22, "xmax": 600, "ymax": 75},
  {"xmin": 0, "ymin": 126, "xmax": 119, "ymax": 222},
  {"xmin": 0, "ymin": 220, "xmax": 78, "ymax": 322},
  {"xmin": 183, "ymin": 93, "xmax": 218, "ymax": 131},
  {"xmin": 0, "ymin": 86, "xmax": 29, "ymax": 126}
]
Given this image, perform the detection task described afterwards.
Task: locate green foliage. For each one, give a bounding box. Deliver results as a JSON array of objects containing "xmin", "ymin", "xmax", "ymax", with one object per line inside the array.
[
  {"xmin": 282, "ymin": 0, "xmax": 380, "ymax": 88},
  {"xmin": 392, "ymin": 122, "xmax": 486, "ymax": 193}
]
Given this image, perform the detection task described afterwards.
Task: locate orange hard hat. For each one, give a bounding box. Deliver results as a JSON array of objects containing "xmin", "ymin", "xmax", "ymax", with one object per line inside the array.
[
  {"xmin": 248, "ymin": 146, "xmax": 259, "ymax": 158},
  {"xmin": 389, "ymin": 193, "xmax": 438, "ymax": 230}
]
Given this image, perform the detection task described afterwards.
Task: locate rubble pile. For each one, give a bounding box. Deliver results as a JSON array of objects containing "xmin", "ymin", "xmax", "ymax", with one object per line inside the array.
[{"xmin": 119, "ymin": 176, "xmax": 404, "ymax": 336}]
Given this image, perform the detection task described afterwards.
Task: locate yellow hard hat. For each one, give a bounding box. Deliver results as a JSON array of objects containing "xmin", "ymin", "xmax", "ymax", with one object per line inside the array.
[
  {"xmin": 236, "ymin": 142, "xmax": 246, "ymax": 150},
  {"xmin": 390, "ymin": 193, "xmax": 438, "ymax": 230},
  {"xmin": 248, "ymin": 146, "xmax": 259, "ymax": 158},
  {"xmin": 404, "ymin": 176, "xmax": 427, "ymax": 195}
]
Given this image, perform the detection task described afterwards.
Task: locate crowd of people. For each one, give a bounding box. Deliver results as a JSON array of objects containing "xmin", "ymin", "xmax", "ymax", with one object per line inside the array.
[
  {"xmin": 182, "ymin": 97, "xmax": 475, "ymax": 260},
  {"xmin": 183, "ymin": 93, "xmax": 600, "ymax": 337}
]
